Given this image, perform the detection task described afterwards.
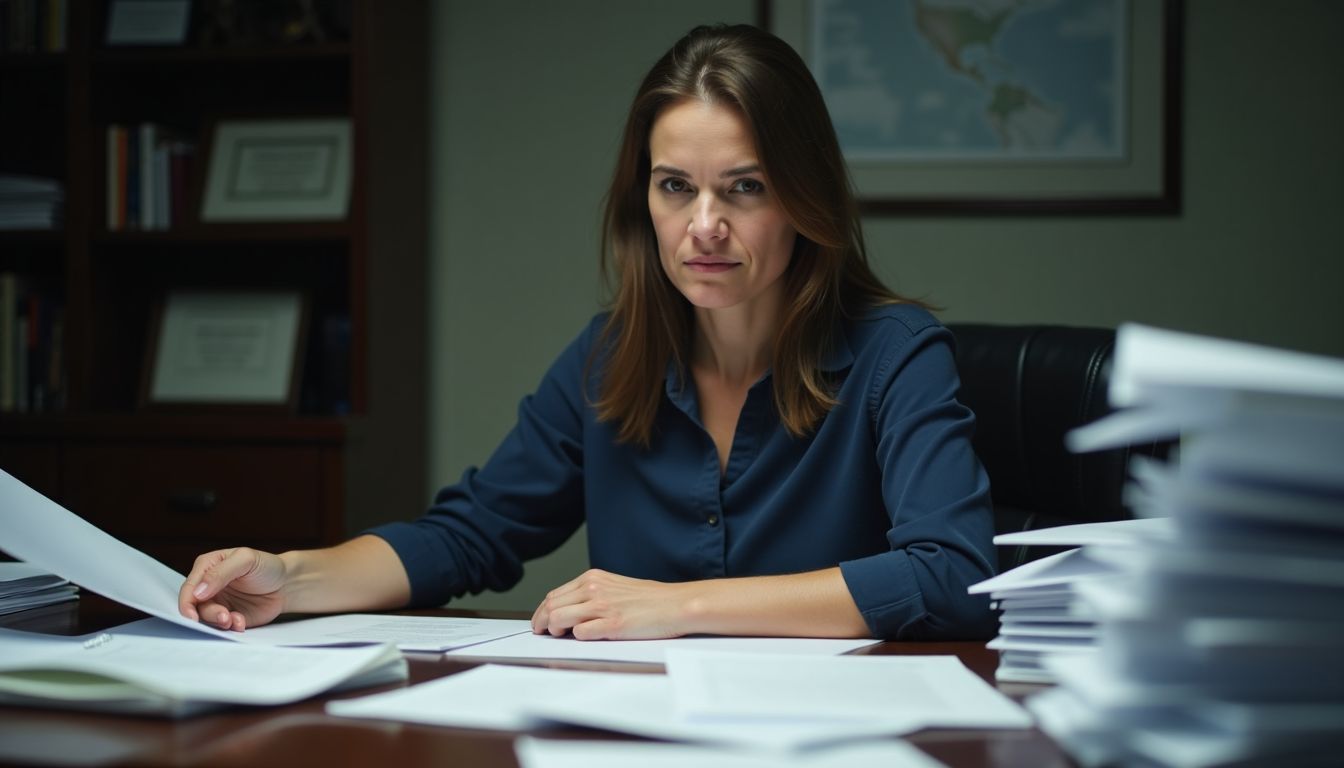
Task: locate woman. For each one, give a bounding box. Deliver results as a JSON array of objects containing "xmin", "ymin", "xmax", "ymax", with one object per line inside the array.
[{"xmin": 179, "ymin": 24, "xmax": 997, "ymax": 641}]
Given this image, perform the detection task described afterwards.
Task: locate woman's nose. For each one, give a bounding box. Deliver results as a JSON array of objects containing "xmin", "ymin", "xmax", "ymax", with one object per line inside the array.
[{"xmin": 688, "ymin": 195, "xmax": 726, "ymax": 241}]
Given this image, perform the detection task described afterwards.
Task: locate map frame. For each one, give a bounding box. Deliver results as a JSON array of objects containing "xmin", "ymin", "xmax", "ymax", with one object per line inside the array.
[{"xmin": 765, "ymin": 0, "xmax": 1183, "ymax": 215}]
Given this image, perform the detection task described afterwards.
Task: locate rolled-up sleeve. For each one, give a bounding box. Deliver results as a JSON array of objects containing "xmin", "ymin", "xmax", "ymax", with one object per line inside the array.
[
  {"xmin": 366, "ymin": 319, "xmax": 601, "ymax": 607},
  {"xmin": 838, "ymin": 323, "xmax": 998, "ymax": 640}
]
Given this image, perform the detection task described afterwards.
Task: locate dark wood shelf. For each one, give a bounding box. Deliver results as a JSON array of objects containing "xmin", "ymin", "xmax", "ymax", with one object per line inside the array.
[
  {"xmin": 93, "ymin": 43, "xmax": 351, "ymax": 64},
  {"xmin": 0, "ymin": 229, "xmax": 64, "ymax": 243},
  {"xmin": 0, "ymin": 412, "xmax": 346, "ymax": 442},
  {"xmin": 94, "ymin": 222, "xmax": 351, "ymax": 244},
  {"xmin": 0, "ymin": 52, "xmax": 65, "ymax": 69}
]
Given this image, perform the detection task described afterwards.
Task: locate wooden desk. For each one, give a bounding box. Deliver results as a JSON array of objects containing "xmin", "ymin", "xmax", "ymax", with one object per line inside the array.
[{"xmin": 0, "ymin": 600, "xmax": 1076, "ymax": 768}]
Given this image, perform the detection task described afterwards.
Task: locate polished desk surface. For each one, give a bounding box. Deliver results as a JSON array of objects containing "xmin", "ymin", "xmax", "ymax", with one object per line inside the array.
[{"xmin": 0, "ymin": 597, "xmax": 1077, "ymax": 768}]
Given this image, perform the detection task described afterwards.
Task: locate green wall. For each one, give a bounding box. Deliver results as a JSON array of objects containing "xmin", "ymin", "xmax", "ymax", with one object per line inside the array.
[{"xmin": 428, "ymin": 1, "xmax": 1344, "ymax": 611}]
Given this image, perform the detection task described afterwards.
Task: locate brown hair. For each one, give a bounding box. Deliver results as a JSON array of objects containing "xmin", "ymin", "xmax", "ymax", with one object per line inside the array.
[{"xmin": 594, "ymin": 24, "xmax": 915, "ymax": 446}]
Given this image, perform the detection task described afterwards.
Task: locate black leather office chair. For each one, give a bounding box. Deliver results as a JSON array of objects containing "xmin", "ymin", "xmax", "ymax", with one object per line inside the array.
[{"xmin": 946, "ymin": 324, "xmax": 1164, "ymax": 572}]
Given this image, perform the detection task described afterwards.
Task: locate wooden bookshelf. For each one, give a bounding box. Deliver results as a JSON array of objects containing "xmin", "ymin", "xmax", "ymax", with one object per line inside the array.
[{"xmin": 0, "ymin": 1, "xmax": 428, "ymax": 572}]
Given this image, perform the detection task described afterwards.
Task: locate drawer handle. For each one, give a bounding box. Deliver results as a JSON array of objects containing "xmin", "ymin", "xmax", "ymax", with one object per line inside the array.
[{"xmin": 166, "ymin": 489, "xmax": 219, "ymax": 514}]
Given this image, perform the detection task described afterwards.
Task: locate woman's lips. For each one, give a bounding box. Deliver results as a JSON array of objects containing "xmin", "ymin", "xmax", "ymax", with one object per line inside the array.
[{"xmin": 685, "ymin": 258, "xmax": 738, "ymax": 273}]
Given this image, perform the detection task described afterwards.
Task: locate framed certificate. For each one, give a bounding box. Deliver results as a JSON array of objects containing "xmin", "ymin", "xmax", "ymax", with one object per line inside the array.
[
  {"xmin": 200, "ymin": 118, "xmax": 353, "ymax": 221},
  {"xmin": 142, "ymin": 290, "xmax": 307, "ymax": 410},
  {"xmin": 106, "ymin": 0, "xmax": 193, "ymax": 46}
]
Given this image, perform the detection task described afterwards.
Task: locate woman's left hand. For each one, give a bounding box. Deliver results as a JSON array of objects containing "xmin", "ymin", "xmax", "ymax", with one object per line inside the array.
[{"xmin": 530, "ymin": 568, "xmax": 692, "ymax": 640}]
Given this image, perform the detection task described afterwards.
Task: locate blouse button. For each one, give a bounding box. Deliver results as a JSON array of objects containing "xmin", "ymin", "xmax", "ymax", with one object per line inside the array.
[{"xmin": 707, "ymin": 514, "xmax": 719, "ymax": 526}]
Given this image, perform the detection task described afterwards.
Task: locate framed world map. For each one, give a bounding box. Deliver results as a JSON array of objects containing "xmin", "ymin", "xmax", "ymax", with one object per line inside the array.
[{"xmin": 767, "ymin": 0, "xmax": 1182, "ymax": 214}]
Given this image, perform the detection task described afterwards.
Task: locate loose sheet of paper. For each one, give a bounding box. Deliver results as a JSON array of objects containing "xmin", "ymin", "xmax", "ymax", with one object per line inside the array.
[
  {"xmin": 331, "ymin": 651, "xmax": 1030, "ymax": 750},
  {"xmin": 329, "ymin": 663, "xmax": 921, "ymax": 750},
  {"xmin": 326, "ymin": 664, "xmax": 630, "ymax": 730},
  {"xmin": 993, "ymin": 517, "xmax": 1174, "ymax": 547},
  {"xmin": 665, "ymin": 649, "xmax": 1031, "ymax": 729},
  {"xmin": 238, "ymin": 614, "xmax": 532, "ymax": 651},
  {"xmin": 113, "ymin": 614, "xmax": 532, "ymax": 652},
  {"xmin": 967, "ymin": 547, "xmax": 1119, "ymax": 595},
  {"xmin": 514, "ymin": 737, "xmax": 949, "ymax": 768},
  {"xmin": 0, "ymin": 626, "xmax": 403, "ymax": 706},
  {"xmin": 445, "ymin": 630, "xmax": 878, "ymax": 664}
]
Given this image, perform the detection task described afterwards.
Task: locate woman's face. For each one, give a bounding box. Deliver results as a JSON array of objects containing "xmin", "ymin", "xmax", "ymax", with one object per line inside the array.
[{"xmin": 647, "ymin": 99, "xmax": 797, "ymax": 315}]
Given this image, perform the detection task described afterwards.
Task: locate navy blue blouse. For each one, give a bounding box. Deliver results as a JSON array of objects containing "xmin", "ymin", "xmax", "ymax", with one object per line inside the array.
[{"xmin": 370, "ymin": 303, "xmax": 998, "ymax": 640}]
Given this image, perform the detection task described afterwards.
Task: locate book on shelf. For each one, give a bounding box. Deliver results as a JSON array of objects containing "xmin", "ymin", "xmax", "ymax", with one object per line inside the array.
[
  {"xmin": 105, "ymin": 123, "xmax": 196, "ymax": 232},
  {"xmin": 0, "ymin": 0, "xmax": 66, "ymax": 53},
  {"xmin": 0, "ymin": 272, "xmax": 65, "ymax": 414}
]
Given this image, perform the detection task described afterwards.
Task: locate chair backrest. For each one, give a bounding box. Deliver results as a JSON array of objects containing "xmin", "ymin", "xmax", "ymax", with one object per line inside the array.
[{"xmin": 946, "ymin": 323, "xmax": 1162, "ymax": 571}]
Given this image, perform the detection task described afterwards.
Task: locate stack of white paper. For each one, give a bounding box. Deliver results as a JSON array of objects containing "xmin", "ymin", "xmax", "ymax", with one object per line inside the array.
[
  {"xmin": 969, "ymin": 519, "xmax": 1173, "ymax": 683},
  {"xmin": 1028, "ymin": 324, "xmax": 1344, "ymax": 768},
  {"xmin": 0, "ymin": 562, "xmax": 78, "ymax": 616}
]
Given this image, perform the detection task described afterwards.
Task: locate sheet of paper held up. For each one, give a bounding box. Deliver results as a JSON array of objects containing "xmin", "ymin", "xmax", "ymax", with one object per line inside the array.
[
  {"xmin": 0, "ymin": 468, "xmax": 531, "ymax": 650},
  {"xmin": 445, "ymin": 629, "xmax": 878, "ymax": 665},
  {"xmin": 0, "ymin": 468, "xmax": 236, "ymax": 640},
  {"xmin": 513, "ymin": 737, "xmax": 950, "ymax": 768}
]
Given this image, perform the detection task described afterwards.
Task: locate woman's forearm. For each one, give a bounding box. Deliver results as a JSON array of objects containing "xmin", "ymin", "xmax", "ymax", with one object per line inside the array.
[
  {"xmin": 676, "ymin": 567, "xmax": 871, "ymax": 638},
  {"xmin": 279, "ymin": 535, "xmax": 412, "ymax": 615}
]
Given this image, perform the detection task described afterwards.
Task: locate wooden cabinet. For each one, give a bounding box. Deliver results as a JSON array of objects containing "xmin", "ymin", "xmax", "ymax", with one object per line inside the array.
[{"xmin": 0, "ymin": 1, "xmax": 428, "ymax": 566}]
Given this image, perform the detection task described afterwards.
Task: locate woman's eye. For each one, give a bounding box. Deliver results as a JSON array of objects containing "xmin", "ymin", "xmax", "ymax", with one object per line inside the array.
[
  {"xmin": 730, "ymin": 178, "xmax": 765, "ymax": 194},
  {"xmin": 659, "ymin": 178, "xmax": 691, "ymax": 194}
]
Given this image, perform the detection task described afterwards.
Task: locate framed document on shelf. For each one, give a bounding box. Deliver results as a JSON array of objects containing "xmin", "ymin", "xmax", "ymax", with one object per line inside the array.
[
  {"xmin": 142, "ymin": 290, "xmax": 307, "ymax": 411},
  {"xmin": 200, "ymin": 118, "xmax": 352, "ymax": 222},
  {"xmin": 106, "ymin": 0, "xmax": 193, "ymax": 46}
]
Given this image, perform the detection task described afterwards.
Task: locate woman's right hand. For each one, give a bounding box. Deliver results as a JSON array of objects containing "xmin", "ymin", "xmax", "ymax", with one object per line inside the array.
[{"xmin": 178, "ymin": 547, "xmax": 288, "ymax": 631}]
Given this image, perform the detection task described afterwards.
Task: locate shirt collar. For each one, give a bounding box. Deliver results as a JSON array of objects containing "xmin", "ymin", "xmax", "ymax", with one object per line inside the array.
[{"xmin": 663, "ymin": 325, "xmax": 855, "ymax": 401}]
